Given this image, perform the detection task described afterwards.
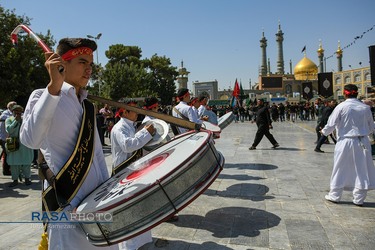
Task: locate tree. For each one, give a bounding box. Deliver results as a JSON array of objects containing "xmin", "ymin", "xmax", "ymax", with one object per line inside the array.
[
  {"xmin": 144, "ymin": 54, "xmax": 178, "ymax": 105},
  {"xmin": 0, "ymin": 5, "xmax": 55, "ymax": 107},
  {"xmin": 102, "ymin": 45, "xmax": 177, "ymax": 104}
]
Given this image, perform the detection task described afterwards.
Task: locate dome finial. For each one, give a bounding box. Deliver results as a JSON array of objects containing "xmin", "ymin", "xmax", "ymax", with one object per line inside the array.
[
  {"xmin": 336, "ymin": 40, "xmax": 343, "ymax": 55},
  {"xmin": 317, "ymin": 39, "xmax": 324, "ymax": 54}
]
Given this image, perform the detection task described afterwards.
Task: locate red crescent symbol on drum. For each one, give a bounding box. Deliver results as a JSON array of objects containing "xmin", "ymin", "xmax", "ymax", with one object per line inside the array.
[{"xmin": 119, "ymin": 153, "xmax": 170, "ymax": 185}]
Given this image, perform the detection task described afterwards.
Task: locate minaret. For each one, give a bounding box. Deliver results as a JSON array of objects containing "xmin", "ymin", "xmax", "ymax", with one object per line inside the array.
[
  {"xmin": 289, "ymin": 59, "xmax": 292, "ymax": 75},
  {"xmin": 336, "ymin": 41, "xmax": 343, "ymax": 72},
  {"xmin": 176, "ymin": 60, "xmax": 189, "ymax": 89},
  {"xmin": 317, "ymin": 39, "xmax": 325, "ymax": 73},
  {"xmin": 267, "ymin": 58, "xmax": 271, "ymax": 75},
  {"xmin": 275, "ymin": 21, "xmax": 285, "ymax": 75},
  {"xmin": 260, "ymin": 30, "xmax": 268, "ymax": 76}
]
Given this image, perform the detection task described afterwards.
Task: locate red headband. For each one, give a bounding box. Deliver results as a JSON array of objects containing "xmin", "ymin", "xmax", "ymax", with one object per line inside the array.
[
  {"xmin": 344, "ymin": 89, "xmax": 358, "ymax": 96},
  {"xmin": 61, "ymin": 47, "xmax": 93, "ymax": 61},
  {"xmin": 144, "ymin": 103, "xmax": 158, "ymax": 110},
  {"xmin": 177, "ymin": 92, "xmax": 189, "ymax": 101},
  {"xmin": 115, "ymin": 108, "xmax": 124, "ymax": 118},
  {"xmin": 190, "ymin": 98, "xmax": 198, "ymax": 106}
]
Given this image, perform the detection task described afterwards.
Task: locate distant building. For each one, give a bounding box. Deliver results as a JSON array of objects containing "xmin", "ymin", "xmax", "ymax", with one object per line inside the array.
[
  {"xmin": 178, "ymin": 22, "xmax": 371, "ymax": 103},
  {"xmin": 192, "ymin": 80, "xmax": 218, "ymax": 99}
]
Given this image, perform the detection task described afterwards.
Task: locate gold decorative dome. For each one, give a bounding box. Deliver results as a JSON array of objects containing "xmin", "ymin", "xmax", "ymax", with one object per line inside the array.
[{"xmin": 294, "ymin": 55, "xmax": 318, "ymax": 80}]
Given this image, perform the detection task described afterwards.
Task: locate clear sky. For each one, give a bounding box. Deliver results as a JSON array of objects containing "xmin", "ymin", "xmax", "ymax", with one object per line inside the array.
[{"xmin": 2, "ymin": 0, "xmax": 375, "ymax": 92}]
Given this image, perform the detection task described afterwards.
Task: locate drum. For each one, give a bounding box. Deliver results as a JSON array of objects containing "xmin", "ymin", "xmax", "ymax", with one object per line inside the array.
[
  {"xmin": 76, "ymin": 130, "xmax": 225, "ymax": 246},
  {"xmin": 218, "ymin": 111, "xmax": 234, "ymax": 130},
  {"xmin": 201, "ymin": 121, "xmax": 221, "ymax": 139},
  {"xmin": 140, "ymin": 119, "xmax": 170, "ymax": 151}
]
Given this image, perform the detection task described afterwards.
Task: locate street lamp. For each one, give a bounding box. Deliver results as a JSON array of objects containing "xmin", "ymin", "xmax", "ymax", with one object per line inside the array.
[
  {"xmin": 87, "ymin": 33, "xmax": 102, "ymax": 93},
  {"xmin": 87, "ymin": 33, "xmax": 102, "ymax": 65}
]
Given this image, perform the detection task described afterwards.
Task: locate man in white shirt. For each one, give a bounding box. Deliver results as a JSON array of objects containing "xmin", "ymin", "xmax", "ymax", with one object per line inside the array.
[
  {"xmin": 322, "ymin": 84, "xmax": 375, "ymax": 206},
  {"xmin": 20, "ymin": 38, "xmax": 117, "ymax": 249},
  {"xmin": 172, "ymin": 88, "xmax": 203, "ymax": 134}
]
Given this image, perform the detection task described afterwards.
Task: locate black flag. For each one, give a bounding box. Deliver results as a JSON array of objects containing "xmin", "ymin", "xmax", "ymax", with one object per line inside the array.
[
  {"xmin": 301, "ymin": 46, "xmax": 306, "ymax": 53},
  {"xmin": 302, "ymin": 82, "xmax": 313, "ymax": 100},
  {"xmin": 318, "ymin": 72, "xmax": 333, "ymax": 98}
]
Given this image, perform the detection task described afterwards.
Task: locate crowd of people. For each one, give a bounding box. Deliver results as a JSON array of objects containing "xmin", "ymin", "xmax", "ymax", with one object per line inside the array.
[{"xmin": 1, "ymin": 34, "xmax": 375, "ymax": 249}]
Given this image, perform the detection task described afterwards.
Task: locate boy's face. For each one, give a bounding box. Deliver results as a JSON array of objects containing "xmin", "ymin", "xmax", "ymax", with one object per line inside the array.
[{"xmin": 64, "ymin": 54, "xmax": 94, "ymax": 89}]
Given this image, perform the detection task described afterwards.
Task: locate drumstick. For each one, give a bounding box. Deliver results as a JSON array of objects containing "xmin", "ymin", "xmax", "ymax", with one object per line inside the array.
[
  {"xmin": 11, "ymin": 24, "xmax": 64, "ymax": 73},
  {"xmin": 87, "ymin": 94, "xmax": 201, "ymax": 131}
]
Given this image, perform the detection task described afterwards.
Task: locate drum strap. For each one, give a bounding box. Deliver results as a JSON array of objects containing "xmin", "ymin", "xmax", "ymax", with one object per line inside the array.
[
  {"xmin": 112, "ymin": 149, "xmax": 143, "ymax": 176},
  {"xmin": 42, "ymin": 99, "xmax": 96, "ymax": 212},
  {"xmin": 173, "ymin": 107, "xmax": 189, "ymax": 121},
  {"xmin": 171, "ymin": 107, "xmax": 189, "ymax": 135}
]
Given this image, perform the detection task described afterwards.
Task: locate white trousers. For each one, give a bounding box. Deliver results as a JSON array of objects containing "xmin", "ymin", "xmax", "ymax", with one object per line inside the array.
[{"xmin": 327, "ymin": 187, "xmax": 367, "ymax": 205}]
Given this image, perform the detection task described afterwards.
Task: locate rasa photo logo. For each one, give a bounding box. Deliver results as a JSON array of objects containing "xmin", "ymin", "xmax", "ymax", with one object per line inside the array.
[{"xmin": 31, "ymin": 211, "xmax": 113, "ymax": 223}]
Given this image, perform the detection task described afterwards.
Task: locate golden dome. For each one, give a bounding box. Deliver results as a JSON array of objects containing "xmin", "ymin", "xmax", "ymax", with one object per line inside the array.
[{"xmin": 294, "ymin": 56, "xmax": 318, "ymax": 80}]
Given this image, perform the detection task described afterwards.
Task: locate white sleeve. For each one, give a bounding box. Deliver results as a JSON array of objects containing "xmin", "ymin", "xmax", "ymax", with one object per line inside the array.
[{"xmin": 20, "ymin": 89, "xmax": 60, "ymax": 149}]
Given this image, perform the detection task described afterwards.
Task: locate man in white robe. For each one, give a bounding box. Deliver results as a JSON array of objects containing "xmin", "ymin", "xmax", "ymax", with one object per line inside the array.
[
  {"xmin": 20, "ymin": 38, "xmax": 117, "ymax": 249},
  {"xmin": 322, "ymin": 84, "xmax": 375, "ymax": 206},
  {"xmin": 110, "ymin": 100, "xmax": 155, "ymax": 250}
]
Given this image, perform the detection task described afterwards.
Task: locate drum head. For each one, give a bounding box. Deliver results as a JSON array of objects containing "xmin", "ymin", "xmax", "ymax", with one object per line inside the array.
[
  {"xmin": 218, "ymin": 111, "xmax": 234, "ymax": 130},
  {"xmin": 202, "ymin": 121, "xmax": 221, "ymax": 133},
  {"xmin": 202, "ymin": 121, "xmax": 221, "ymax": 139},
  {"xmin": 139, "ymin": 119, "xmax": 170, "ymax": 151}
]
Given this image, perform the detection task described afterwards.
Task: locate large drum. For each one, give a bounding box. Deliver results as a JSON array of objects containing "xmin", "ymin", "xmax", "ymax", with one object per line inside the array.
[
  {"xmin": 76, "ymin": 130, "xmax": 225, "ymax": 246},
  {"xmin": 218, "ymin": 111, "xmax": 234, "ymax": 130},
  {"xmin": 201, "ymin": 121, "xmax": 221, "ymax": 139}
]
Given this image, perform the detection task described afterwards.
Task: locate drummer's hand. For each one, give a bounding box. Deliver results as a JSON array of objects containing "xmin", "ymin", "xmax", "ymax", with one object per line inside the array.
[
  {"xmin": 145, "ymin": 124, "xmax": 156, "ymax": 136},
  {"xmin": 201, "ymin": 115, "xmax": 209, "ymax": 121},
  {"xmin": 44, "ymin": 52, "xmax": 65, "ymax": 96}
]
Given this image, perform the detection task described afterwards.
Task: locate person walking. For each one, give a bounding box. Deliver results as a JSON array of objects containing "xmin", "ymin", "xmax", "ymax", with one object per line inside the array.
[
  {"xmin": 314, "ymin": 100, "xmax": 337, "ymax": 153},
  {"xmin": 322, "ymin": 84, "xmax": 375, "ymax": 206},
  {"xmin": 249, "ymin": 99, "xmax": 279, "ymax": 150}
]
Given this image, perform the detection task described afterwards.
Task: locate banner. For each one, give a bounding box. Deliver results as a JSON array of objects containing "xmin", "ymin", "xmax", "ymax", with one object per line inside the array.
[
  {"xmin": 318, "ymin": 72, "xmax": 333, "ymax": 98},
  {"xmin": 302, "ymin": 82, "xmax": 313, "ymax": 100}
]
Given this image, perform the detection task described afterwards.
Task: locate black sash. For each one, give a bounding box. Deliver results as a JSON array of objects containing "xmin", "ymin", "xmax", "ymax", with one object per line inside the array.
[
  {"xmin": 112, "ymin": 149, "xmax": 143, "ymax": 176},
  {"xmin": 42, "ymin": 99, "xmax": 95, "ymax": 212}
]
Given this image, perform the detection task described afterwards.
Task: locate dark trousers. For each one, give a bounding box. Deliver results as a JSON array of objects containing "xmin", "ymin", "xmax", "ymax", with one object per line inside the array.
[
  {"xmin": 252, "ymin": 125, "xmax": 278, "ymax": 147},
  {"xmin": 315, "ymin": 124, "xmax": 321, "ymax": 141},
  {"xmin": 316, "ymin": 133, "xmax": 337, "ymax": 150}
]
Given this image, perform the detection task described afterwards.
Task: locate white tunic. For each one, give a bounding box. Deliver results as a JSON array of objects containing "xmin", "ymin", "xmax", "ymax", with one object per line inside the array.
[
  {"xmin": 110, "ymin": 117, "xmax": 153, "ymax": 250},
  {"xmin": 110, "ymin": 117, "xmax": 152, "ymax": 168},
  {"xmin": 321, "ymin": 98, "xmax": 375, "ymax": 191},
  {"xmin": 172, "ymin": 101, "xmax": 202, "ymax": 134},
  {"xmin": 20, "ymin": 83, "xmax": 115, "ymax": 249}
]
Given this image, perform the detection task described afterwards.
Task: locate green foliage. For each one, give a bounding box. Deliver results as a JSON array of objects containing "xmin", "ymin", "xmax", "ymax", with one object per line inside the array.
[
  {"xmin": 0, "ymin": 6, "xmax": 55, "ymax": 107},
  {"xmin": 102, "ymin": 46, "xmax": 178, "ymax": 105}
]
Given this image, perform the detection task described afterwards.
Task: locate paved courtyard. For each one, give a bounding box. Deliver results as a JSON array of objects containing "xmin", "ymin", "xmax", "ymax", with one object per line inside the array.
[{"xmin": 1, "ymin": 119, "xmax": 375, "ymax": 249}]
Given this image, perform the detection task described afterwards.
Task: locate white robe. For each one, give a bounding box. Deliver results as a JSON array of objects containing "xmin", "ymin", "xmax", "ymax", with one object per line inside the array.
[
  {"xmin": 20, "ymin": 84, "xmax": 116, "ymax": 250},
  {"xmin": 321, "ymin": 98, "xmax": 375, "ymax": 191},
  {"xmin": 110, "ymin": 117, "xmax": 153, "ymax": 250}
]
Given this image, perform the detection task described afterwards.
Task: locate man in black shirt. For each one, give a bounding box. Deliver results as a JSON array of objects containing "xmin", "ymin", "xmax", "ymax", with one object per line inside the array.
[
  {"xmin": 249, "ymin": 99, "xmax": 279, "ymax": 150},
  {"xmin": 314, "ymin": 100, "xmax": 337, "ymax": 153}
]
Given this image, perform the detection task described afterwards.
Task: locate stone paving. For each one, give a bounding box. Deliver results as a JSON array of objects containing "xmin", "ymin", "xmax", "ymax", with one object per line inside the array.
[{"xmin": 1, "ymin": 119, "xmax": 375, "ymax": 250}]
